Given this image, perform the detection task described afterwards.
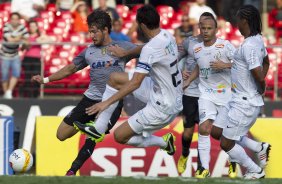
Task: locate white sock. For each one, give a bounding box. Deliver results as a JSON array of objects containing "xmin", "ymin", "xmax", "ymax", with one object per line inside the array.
[
  {"xmin": 227, "ymin": 144, "xmax": 261, "ymax": 173},
  {"xmin": 198, "ymin": 134, "xmax": 210, "ymax": 170},
  {"xmin": 95, "ymin": 84, "xmax": 119, "ymax": 134},
  {"xmin": 237, "ymin": 136, "xmax": 262, "ymax": 153},
  {"xmin": 127, "ymin": 135, "xmax": 167, "ymax": 148}
]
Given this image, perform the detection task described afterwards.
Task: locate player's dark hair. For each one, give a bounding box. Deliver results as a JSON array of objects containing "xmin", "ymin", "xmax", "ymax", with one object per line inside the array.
[
  {"xmin": 10, "ymin": 12, "xmax": 21, "ymax": 19},
  {"xmin": 87, "ymin": 10, "xmax": 112, "ymax": 33},
  {"xmin": 200, "ymin": 12, "xmax": 217, "ymax": 28},
  {"xmin": 236, "ymin": 5, "xmax": 262, "ymax": 36},
  {"xmin": 136, "ymin": 5, "xmax": 160, "ymax": 29}
]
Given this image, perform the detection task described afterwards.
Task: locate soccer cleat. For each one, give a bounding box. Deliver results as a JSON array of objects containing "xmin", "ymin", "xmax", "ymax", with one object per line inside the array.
[
  {"xmin": 257, "ymin": 142, "xmax": 271, "ymax": 168},
  {"xmin": 65, "ymin": 170, "xmax": 75, "ymax": 176},
  {"xmin": 73, "ymin": 121, "xmax": 105, "ymax": 143},
  {"xmin": 195, "ymin": 166, "xmax": 210, "ymax": 178},
  {"xmin": 244, "ymin": 169, "xmax": 265, "ymax": 179},
  {"xmin": 228, "ymin": 162, "xmax": 237, "ymax": 178},
  {"xmin": 177, "ymin": 155, "xmax": 188, "ymax": 174},
  {"xmin": 162, "ymin": 133, "xmax": 176, "ymax": 155}
]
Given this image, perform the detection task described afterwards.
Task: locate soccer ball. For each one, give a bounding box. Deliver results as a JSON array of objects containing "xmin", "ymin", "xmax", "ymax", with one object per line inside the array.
[{"xmin": 9, "ymin": 149, "xmax": 33, "ymax": 173}]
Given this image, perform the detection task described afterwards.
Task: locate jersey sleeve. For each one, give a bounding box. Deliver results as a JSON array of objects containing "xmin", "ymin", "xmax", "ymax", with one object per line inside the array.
[
  {"xmin": 72, "ymin": 48, "xmax": 88, "ymax": 70},
  {"xmin": 135, "ymin": 47, "xmax": 153, "ymax": 74},
  {"xmin": 243, "ymin": 45, "xmax": 261, "ymax": 70},
  {"xmin": 225, "ymin": 41, "xmax": 236, "ymax": 61}
]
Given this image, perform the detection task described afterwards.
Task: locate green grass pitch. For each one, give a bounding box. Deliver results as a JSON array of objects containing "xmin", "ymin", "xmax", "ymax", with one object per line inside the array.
[{"xmin": 0, "ymin": 176, "xmax": 282, "ymax": 184}]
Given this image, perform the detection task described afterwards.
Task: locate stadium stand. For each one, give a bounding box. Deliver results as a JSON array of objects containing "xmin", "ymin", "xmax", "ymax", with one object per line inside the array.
[{"xmin": 0, "ymin": 2, "xmax": 281, "ymax": 99}]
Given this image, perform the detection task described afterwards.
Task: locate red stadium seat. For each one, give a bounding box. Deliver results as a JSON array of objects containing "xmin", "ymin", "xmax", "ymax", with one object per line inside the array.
[
  {"xmin": 132, "ymin": 4, "xmax": 143, "ymax": 13},
  {"xmin": 156, "ymin": 5, "xmax": 174, "ymax": 19},
  {"xmin": 116, "ymin": 4, "xmax": 130, "ymax": 20},
  {"xmin": 46, "ymin": 3, "xmax": 57, "ymax": 12},
  {"xmin": 0, "ymin": 10, "xmax": 9, "ymax": 23},
  {"xmin": 2, "ymin": 2, "xmax": 11, "ymax": 12}
]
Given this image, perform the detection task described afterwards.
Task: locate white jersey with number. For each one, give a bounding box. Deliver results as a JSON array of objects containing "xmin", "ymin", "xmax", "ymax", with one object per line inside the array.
[
  {"xmin": 178, "ymin": 35, "xmax": 202, "ymax": 97},
  {"xmin": 231, "ymin": 34, "xmax": 267, "ymax": 106},
  {"xmin": 193, "ymin": 38, "xmax": 235, "ymax": 106},
  {"xmin": 135, "ymin": 29, "xmax": 183, "ymax": 115}
]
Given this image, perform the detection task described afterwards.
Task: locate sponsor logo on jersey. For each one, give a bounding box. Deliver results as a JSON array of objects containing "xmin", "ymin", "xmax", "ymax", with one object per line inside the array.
[
  {"xmin": 205, "ymin": 84, "xmax": 227, "ymax": 94},
  {"xmin": 215, "ymin": 44, "xmax": 224, "ymax": 48},
  {"xmin": 200, "ymin": 67, "xmax": 211, "ymax": 79},
  {"xmin": 91, "ymin": 60, "xmax": 119, "ymax": 69},
  {"xmin": 194, "ymin": 47, "xmax": 202, "ymax": 53}
]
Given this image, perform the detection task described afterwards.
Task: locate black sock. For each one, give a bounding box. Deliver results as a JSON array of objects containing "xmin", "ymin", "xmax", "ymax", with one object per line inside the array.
[
  {"xmin": 69, "ymin": 138, "xmax": 96, "ymax": 173},
  {"xmin": 182, "ymin": 134, "xmax": 192, "ymax": 157}
]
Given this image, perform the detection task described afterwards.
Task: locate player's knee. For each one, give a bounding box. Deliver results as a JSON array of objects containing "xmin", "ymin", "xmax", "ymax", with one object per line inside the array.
[
  {"xmin": 56, "ymin": 132, "xmax": 67, "ymax": 142},
  {"xmin": 220, "ymin": 136, "xmax": 233, "ymax": 152},
  {"xmin": 199, "ymin": 122, "xmax": 212, "ymax": 135},
  {"xmin": 182, "ymin": 131, "xmax": 193, "ymax": 141},
  {"xmin": 114, "ymin": 131, "xmax": 126, "ymax": 144}
]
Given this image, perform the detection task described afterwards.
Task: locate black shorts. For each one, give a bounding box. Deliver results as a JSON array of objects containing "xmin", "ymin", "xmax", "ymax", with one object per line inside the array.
[
  {"xmin": 64, "ymin": 95, "xmax": 123, "ymax": 133},
  {"xmin": 182, "ymin": 95, "xmax": 199, "ymax": 128}
]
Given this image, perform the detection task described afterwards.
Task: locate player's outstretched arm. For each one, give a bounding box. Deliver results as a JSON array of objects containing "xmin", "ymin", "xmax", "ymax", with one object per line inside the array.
[
  {"xmin": 251, "ymin": 66, "xmax": 266, "ymax": 95},
  {"xmin": 31, "ymin": 63, "xmax": 78, "ymax": 84},
  {"xmin": 108, "ymin": 44, "xmax": 143, "ymax": 58},
  {"xmin": 183, "ymin": 64, "xmax": 199, "ymax": 89}
]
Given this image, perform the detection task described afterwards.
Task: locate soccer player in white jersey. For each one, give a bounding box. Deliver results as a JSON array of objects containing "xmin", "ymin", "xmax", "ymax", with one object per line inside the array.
[
  {"xmin": 74, "ymin": 5, "xmax": 183, "ymax": 155},
  {"xmin": 177, "ymin": 12, "xmax": 238, "ymax": 178},
  {"xmin": 220, "ymin": 5, "xmax": 270, "ymax": 179},
  {"xmin": 183, "ymin": 15, "xmax": 235, "ymax": 178}
]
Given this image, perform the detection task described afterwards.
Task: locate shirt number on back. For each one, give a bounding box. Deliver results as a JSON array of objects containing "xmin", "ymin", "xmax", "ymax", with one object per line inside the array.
[{"xmin": 170, "ymin": 60, "xmax": 181, "ymax": 87}]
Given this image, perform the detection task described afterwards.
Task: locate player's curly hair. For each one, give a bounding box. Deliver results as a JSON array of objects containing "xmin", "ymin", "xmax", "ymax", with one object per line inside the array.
[
  {"xmin": 87, "ymin": 10, "xmax": 112, "ymax": 34},
  {"xmin": 136, "ymin": 5, "xmax": 160, "ymax": 30},
  {"xmin": 236, "ymin": 5, "xmax": 262, "ymax": 36}
]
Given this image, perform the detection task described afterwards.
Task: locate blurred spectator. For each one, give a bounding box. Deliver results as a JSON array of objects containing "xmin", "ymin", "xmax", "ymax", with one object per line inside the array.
[
  {"xmin": 0, "ymin": 13, "xmax": 29, "ymax": 99},
  {"xmin": 21, "ymin": 21, "xmax": 49, "ymax": 98},
  {"xmin": 93, "ymin": 0, "xmax": 116, "ymax": 9},
  {"xmin": 110, "ymin": 19, "xmax": 131, "ymax": 42},
  {"xmin": 188, "ymin": 0, "xmax": 217, "ymax": 25},
  {"xmin": 221, "ymin": 0, "xmax": 243, "ymax": 26},
  {"xmin": 269, "ymin": 0, "xmax": 282, "ymax": 42},
  {"xmin": 11, "ymin": 0, "xmax": 46, "ymax": 21},
  {"xmin": 174, "ymin": 14, "xmax": 193, "ymax": 44},
  {"xmin": 270, "ymin": 0, "xmax": 282, "ymax": 22},
  {"xmin": 71, "ymin": 1, "xmax": 90, "ymax": 34},
  {"xmin": 96, "ymin": 0, "xmax": 119, "ymax": 21},
  {"xmin": 56, "ymin": 0, "xmax": 75, "ymax": 11}
]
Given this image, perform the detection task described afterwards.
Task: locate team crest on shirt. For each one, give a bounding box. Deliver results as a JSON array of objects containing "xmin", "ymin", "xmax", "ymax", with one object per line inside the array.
[
  {"xmin": 194, "ymin": 47, "xmax": 202, "ymax": 53},
  {"xmin": 215, "ymin": 44, "xmax": 224, "ymax": 48},
  {"xmin": 101, "ymin": 47, "xmax": 107, "ymax": 55}
]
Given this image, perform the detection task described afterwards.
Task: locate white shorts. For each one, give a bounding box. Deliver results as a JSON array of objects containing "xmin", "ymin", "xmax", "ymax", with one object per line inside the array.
[
  {"xmin": 127, "ymin": 73, "xmax": 177, "ymax": 136},
  {"xmin": 198, "ymin": 98, "xmax": 226, "ymax": 128},
  {"xmin": 128, "ymin": 103, "xmax": 177, "ymax": 136},
  {"xmin": 222, "ymin": 101, "xmax": 261, "ymax": 141}
]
